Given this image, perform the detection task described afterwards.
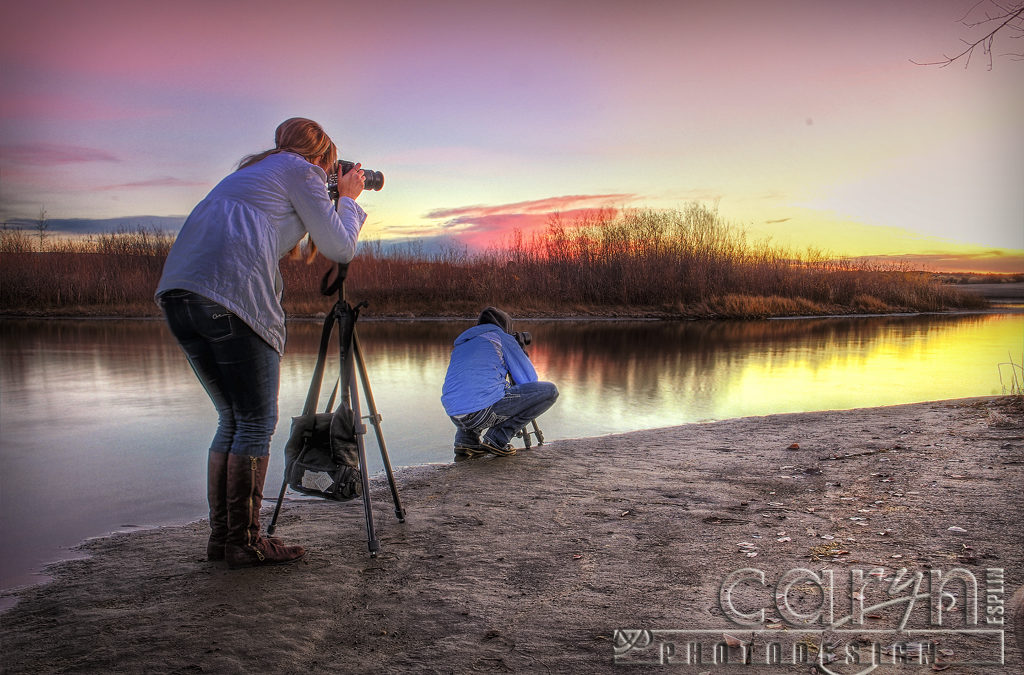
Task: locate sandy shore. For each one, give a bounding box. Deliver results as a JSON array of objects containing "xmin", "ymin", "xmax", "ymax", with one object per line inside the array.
[{"xmin": 2, "ymin": 396, "xmax": 1022, "ymax": 673}]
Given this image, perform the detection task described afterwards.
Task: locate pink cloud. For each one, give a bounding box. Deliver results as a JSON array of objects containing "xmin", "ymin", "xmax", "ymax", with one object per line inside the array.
[
  {"xmin": 1, "ymin": 143, "xmax": 120, "ymax": 165},
  {"xmin": 427, "ymin": 194, "xmax": 635, "ymax": 220},
  {"xmin": 425, "ymin": 193, "xmax": 639, "ymax": 248}
]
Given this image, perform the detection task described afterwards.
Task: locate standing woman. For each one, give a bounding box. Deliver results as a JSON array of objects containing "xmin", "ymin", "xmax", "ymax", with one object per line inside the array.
[{"xmin": 156, "ymin": 118, "xmax": 367, "ymax": 568}]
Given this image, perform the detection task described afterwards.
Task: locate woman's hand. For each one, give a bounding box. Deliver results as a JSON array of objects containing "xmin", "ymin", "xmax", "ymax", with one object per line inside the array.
[{"xmin": 337, "ymin": 162, "xmax": 365, "ymax": 200}]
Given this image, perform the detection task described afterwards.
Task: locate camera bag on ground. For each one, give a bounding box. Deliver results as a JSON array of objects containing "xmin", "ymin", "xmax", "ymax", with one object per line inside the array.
[
  {"xmin": 282, "ymin": 287, "xmax": 362, "ymax": 501},
  {"xmin": 284, "ymin": 404, "xmax": 361, "ymax": 500}
]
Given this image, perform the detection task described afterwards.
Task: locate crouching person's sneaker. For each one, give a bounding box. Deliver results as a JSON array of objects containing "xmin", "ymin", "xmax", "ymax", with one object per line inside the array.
[
  {"xmin": 454, "ymin": 443, "xmax": 487, "ymax": 458},
  {"xmin": 481, "ymin": 439, "xmax": 517, "ymax": 456}
]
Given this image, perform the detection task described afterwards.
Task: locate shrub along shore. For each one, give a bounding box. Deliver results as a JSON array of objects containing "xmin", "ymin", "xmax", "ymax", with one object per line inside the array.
[{"xmin": 0, "ymin": 206, "xmax": 991, "ymax": 319}]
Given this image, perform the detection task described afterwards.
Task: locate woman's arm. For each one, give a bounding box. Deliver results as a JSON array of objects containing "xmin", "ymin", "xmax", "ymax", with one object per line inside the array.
[{"xmin": 289, "ymin": 164, "xmax": 367, "ymax": 263}]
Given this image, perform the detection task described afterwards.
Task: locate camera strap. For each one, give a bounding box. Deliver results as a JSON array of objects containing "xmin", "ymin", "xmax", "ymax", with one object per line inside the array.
[{"xmin": 320, "ymin": 262, "xmax": 349, "ymax": 297}]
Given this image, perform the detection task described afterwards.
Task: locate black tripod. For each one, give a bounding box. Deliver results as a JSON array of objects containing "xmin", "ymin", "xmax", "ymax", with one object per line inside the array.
[{"xmin": 268, "ymin": 262, "xmax": 405, "ymax": 557}]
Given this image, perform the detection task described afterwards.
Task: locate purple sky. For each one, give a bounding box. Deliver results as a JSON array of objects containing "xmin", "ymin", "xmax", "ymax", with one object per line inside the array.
[{"xmin": 1, "ymin": 0, "xmax": 1021, "ymax": 271}]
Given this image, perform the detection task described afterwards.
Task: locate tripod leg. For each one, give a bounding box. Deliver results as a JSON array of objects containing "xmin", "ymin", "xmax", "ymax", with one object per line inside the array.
[
  {"xmin": 347, "ymin": 365, "xmax": 380, "ymax": 557},
  {"xmin": 267, "ymin": 474, "xmax": 288, "ymax": 535},
  {"xmin": 353, "ymin": 332, "xmax": 406, "ymax": 522},
  {"xmin": 532, "ymin": 419, "xmax": 545, "ymax": 445}
]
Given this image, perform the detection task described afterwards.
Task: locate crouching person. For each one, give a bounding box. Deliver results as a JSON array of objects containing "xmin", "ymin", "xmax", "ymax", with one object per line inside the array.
[{"xmin": 441, "ymin": 307, "xmax": 558, "ymax": 458}]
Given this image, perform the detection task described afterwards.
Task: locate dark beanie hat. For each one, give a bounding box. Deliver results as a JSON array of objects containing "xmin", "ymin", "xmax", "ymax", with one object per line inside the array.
[{"xmin": 477, "ymin": 306, "xmax": 512, "ymax": 333}]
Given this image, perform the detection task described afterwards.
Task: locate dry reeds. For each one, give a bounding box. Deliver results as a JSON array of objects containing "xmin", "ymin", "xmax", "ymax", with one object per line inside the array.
[
  {"xmin": 288, "ymin": 205, "xmax": 989, "ymax": 317},
  {"xmin": 0, "ymin": 227, "xmax": 173, "ymax": 316},
  {"xmin": 0, "ymin": 208, "xmax": 990, "ymax": 318}
]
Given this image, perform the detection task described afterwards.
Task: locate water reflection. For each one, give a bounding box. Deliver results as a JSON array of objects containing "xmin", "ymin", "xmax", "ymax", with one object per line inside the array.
[
  {"xmin": 521, "ymin": 314, "xmax": 1021, "ymax": 429},
  {"xmin": 1, "ymin": 313, "xmax": 1021, "ymax": 592}
]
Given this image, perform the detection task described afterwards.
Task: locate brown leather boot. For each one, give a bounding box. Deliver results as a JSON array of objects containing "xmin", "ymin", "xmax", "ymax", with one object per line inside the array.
[
  {"xmin": 224, "ymin": 454, "xmax": 305, "ymax": 569},
  {"xmin": 206, "ymin": 451, "xmax": 229, "ymax": 561}
]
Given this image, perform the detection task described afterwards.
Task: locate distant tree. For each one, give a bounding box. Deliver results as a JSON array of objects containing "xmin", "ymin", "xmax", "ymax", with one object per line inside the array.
[
  {"xmin": 913, "ymin": 0, "xmax": 1024, "ymax": 69},
  {"xmin": 35, "ymin": 207, "xmax": 49, "ymax": 250}
]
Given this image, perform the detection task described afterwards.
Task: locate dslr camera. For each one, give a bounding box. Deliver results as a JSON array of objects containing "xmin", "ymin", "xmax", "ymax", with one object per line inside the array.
[
  {"xmin": 328, "ymin": 159, "xmax": 384, "ymax": 200},
  {"xmin": 514, "ymin": 331, "xmax": 532, "ymax": 349}
]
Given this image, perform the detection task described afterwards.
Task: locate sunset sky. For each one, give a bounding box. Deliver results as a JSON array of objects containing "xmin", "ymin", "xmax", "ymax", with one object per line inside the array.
[{"xmin": 1, "ymin": 0, "xmax": 1021, "ymax": 272}]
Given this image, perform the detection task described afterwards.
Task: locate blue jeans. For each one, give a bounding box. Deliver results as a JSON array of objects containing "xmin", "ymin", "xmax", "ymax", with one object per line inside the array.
[
  {"xmin": 450, "ymin": 380, "xmax": 558, "ymax": 447},
  {"xmin": 159, "ymin": 290, "xmax": 280, "ymax": 457}
]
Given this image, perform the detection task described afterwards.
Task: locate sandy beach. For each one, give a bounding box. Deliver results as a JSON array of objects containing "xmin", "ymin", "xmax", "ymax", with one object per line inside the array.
[{"xmin": 2, "ymin": 396, "xmax": 1022, "ymax": 674}]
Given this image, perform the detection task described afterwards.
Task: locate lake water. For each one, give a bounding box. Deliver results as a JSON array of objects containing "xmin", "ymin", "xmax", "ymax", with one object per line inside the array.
[{"xmin": 1, "ymin": 312, "xmax": 1022, "ymax": 595}]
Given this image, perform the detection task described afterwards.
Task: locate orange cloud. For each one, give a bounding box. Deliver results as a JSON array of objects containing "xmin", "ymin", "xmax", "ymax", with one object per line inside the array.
[{"xmin": 425, "ymin": 193, "xmax": 638, "ymax": 248}]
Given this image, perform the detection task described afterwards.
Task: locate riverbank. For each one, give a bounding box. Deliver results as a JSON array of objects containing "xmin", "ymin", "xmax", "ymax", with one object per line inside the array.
[
  {"xmin": 2, "ymin": 396, "xmax": 1022, "ymax": 673},
  {"xmin": 3, "ymin": 282, "xmax": 1020, "ymax": 323}
]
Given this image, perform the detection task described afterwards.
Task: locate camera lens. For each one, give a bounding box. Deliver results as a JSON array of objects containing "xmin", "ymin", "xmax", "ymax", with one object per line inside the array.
[
  {"xmin": 362, "ymin": 169, "xmax": 384, "ymax": 191},
  {"xmin": 339, "ymin": 160, "xmax": 384, "ymax": 192}
]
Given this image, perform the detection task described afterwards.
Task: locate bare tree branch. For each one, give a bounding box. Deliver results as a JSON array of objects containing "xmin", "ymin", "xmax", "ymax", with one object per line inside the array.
[{"xmin": 912, "ymin": 1, "xmax": 1024, "ymax": 69}]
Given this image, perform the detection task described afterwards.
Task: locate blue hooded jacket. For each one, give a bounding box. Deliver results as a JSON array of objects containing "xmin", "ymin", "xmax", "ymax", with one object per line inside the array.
[{"xmin": 440, "ymin": 324, "xmax": 538, "ymax": 416}]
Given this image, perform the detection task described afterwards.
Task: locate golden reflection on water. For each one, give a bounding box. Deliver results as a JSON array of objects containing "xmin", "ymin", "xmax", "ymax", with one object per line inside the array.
[
  {"xmin": 515, "ymin": 314, "xmax": 1020, "ymax": 432},
  {"xmin": 724, "ymin": 315, "xmax": 1022, "ymax": 418}
]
